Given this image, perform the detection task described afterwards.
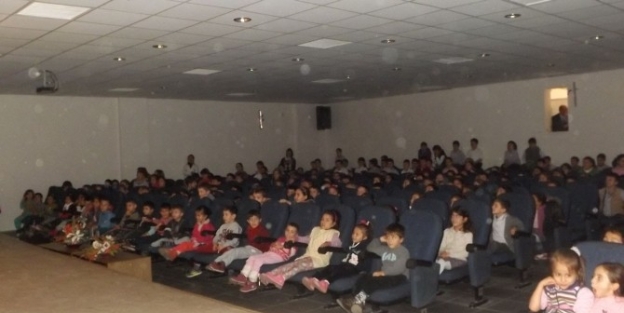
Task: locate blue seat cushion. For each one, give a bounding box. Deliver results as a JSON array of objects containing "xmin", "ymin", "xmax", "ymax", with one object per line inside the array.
[
  {"xmin": 439, "ymin": 265, "xmax": 468, "ymax": 283},
  {"xmin": 490, "ymin": 251, "xmax": 515, "ymax": 265}
]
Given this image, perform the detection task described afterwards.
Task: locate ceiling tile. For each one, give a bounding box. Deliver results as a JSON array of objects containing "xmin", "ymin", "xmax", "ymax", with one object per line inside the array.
[
  {"xmin": 224, "ymin": 28, "xmax": 282, "ymax": 41},
  {"xmin": 437, "ymin": 18, "xmax": 495, "ymax": 31},
  {"xmin": 89, "ymin": 36, "xmax": 146, "ymax": 49},
  {"xmin": 11, "ymin": 47, "xmax": 66, "ymax": 58},
  {"xmin": 364, "ymin": 21, "xmax": 425, "ymax": 35},
  {"xmin": 0, "ymin": 0, "xmax": 28, "ymax": 15},
  {"xmin": 101, "ymin": 0, "xmax": 179, "ymax": 15},
  {"xmin": 0, "ymin": 15, "xmax": 69, "ymax": 30},
  {"xmin": 405, "ymin": 10, "xmax": 469, "ymax": 26},
  {"xmin": 478, "ymin": 7, "xmax": 546, "ymax": 23},
  {"xmin": 368, "ymin": 3, "xmax": 438, "ymax": 20},
  {"xmin": 264, "ymin": 33, "xmax": 320, "ymax": 45},
  {"xmin": 399, "ymin": 27, "xmax": 454, "ymax": 39},
  {"xmin": 35, "ymin": 57, "xmax": 83, "ymax": 72},
  {"xmin": 109, "ymin": 27, "xmax": 170, "ymax": 40},
  {"xmin": 158, "ymin": 4, "xmax": 231, "ymax": 21},
  {"xmin": 298, "ymin": 0, "xmax": 339, "ymax": 4},
  {"xmin": 451, "ymin": 0, "xmax": 520, "ymax": 16},
  {"xmin": 530, "ymin": 0, "xmax": 601, "ymax": 13},
  {"xmin": 289, "ymin": 7, "xmax": 357, "ymax": 24},
  {"xmin": 411, "ymin": 0, "xmax": 483, "ymax": 9},
  {"xmin": 238, "ymin": 42, "xmax": 285, "ymax": 52},
  {"xmin": 500, "ymin": 14, "xmax": 565, "ymax": 29},
  {"xmin": 57, "ymin": 22, "xmax": 121, "ymax": 35},
  {"xmin": 243, "ymin": 0, "xmax": 316, "ymax": 17},
  {"xmin": 296, "ymin": 25, "xmax": 353, "ymax": 37},
  {"xmin": 37, "ymin": 0, "xmax": 109, "ymax": 7},
  {"xmin": 78, "ymin": 9, "xmax": 149, "ymax": 26},
  {"xmin": 0, "ymin": 38, "xmax": 29, "ymax": 51},
  {"xmin": 181, "ymin": 22, "xmax": 244, "ymax": 36},
  {"xmin": 132, "ymin": 16, "xmax": 198, "ymax": 31},
  {"xmin": 464, "ymin": 24, "xmax": 520, "ymax": 37},
  {"xmin": 21, "ymin": 40, "xmax": 80, "ymax": 52},
  {"xmin": 196, "ymin": 38, "xmax": 252, "ymax": 51},
  {"xmin": 582, "ymin": 13, "xmax": 624, "ymax": 31},
  {"xmin": 189, "ymin": 0, "xmax": 261, "ymax": 9},
  {"xmin": 156, "ymin": 33, "xmax": 212, "ymax": 45},
  {"xmin": 557, "ymin": 5, "xmax": 621, "ymax": 21},
  {"xmin": 330, "ymin": 15, "xmax": 392, "ymax": 30},
  {"xmin": 329, "ymin": 30, "xmax": 384, "ymax": 42},
  {"xmin": 254, "ymin": 18, "xmax": 317, "ymax": 33},
  {"xmin": 208, "ymin": 11, "xmax": 278, "ymax": 28},
  {"xmin": 328, "ymin": 0, "xmax": 404, "ymax": 14},
  {"xmin": 0, "ymin": 26, "xmax": 47, "ymax": 39}
]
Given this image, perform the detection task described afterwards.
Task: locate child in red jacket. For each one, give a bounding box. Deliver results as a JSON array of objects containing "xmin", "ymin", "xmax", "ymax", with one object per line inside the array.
[{"xmin": 159, "ymin": 206, "xmax": 214, "ymax": 261}]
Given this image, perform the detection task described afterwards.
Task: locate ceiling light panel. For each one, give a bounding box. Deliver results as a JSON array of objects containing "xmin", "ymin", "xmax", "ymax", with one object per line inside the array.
[
  {"xmin": 0, "ymin": 15, "xmax": 69, "ymax": 30},
  {"xmin": 184, "ymin": 68, "xmax": 221, "ymax": 75},
  {"xmin": 299, "ymin": 38, "xmax": 352, "ymax": 49},
  {"xmin": 433, "ymin": 57, "xmax": 474, "ymax": 64},
  {"xmin": 509, "ymin": 0, "xmax": 551, "ymax": 5},
  {"xmin": 17, "ymin": 2, "xmax": 90, "ymax": 20},
  {"xmin": 312, "ymin": 78, "xmax": 344, "ymax": 83},
  {"xmin": 109, "ymin": 88, "xmax": 139, "ymax": 92}
]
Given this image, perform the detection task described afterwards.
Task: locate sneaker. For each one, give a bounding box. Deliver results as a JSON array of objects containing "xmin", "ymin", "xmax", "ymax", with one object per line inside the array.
[
  {"xmin": 207, "ymin": 261, "xmax": 226, "ymax": 273},
  {"xmin": 336, "ymin": 297, "xmax": 355, "ymax": 313},
  {"xmin": 314, "ymin": 279, "xmax": 330, "ymax": 294},
  {"xmin": 259, "ymin": 273, "xmax": 285, "ymax": 289},
  {"xmin": 186, "ymin": 269, "xmax": 203, "ymax": 278},
  {"xmin": 240, "ymin": 281, "xmax": 258, "ymax": 293},
  {"xmin": 301, "ymin": 277, "xmax": 316, "ymax": 291},
  {"xmin": 351, "ymin": 303, "xmax": 364, "ymax": 313},
  {"xmin": 229, "ymin": 274, "xmax": 248, "ymax": 286}
]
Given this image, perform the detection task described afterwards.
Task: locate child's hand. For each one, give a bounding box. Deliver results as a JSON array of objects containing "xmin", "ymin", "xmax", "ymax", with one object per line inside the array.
[
  {"xmin": 320, "ymin": 241, "xmax": 330, "ymax": 248},
  {"xmin": 539, "ymin": 276, "xmax": 556, "ymax": 287},
  {"xmin": 510, "ymin": 227, "xmax": 517, "ymax": 236},
  {"xmin": 379, "ymin": 235, "xmax": 387, "ymax": 243},
  {"xmin": 439, "ymin": 251, "xmax": 449, "ymax": 259},
  {"xmin": 372, "ymin": 271, "xmax": 385, "ymax": 277}
]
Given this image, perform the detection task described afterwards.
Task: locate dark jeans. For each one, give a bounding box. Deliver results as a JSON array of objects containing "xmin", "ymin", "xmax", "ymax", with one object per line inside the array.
[
  {"xmin": 354, "ymin": 274, "xmax": 407, "ymax": 295},
  {"xmin": 487, "ymin": 241, "xmax": 513, "ymax": 255},
  {"xmin": 314, "ymin": 263, "xmax": 359, "ymax": 283}
]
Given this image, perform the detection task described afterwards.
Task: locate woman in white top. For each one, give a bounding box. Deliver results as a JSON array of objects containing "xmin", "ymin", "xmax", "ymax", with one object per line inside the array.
[
  {"xmin": 436, "ymin": 206, "xmax": 473, "ymax": 274},
  {"xmin": 502, "ymin": 141, "xmax": 521, "ymax": 168}
]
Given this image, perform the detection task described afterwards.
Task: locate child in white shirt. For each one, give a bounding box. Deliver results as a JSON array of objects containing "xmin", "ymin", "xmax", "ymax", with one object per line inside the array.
[{"xmin": 436, "ymin": 207, "xmax": 473, "ymax": 274}]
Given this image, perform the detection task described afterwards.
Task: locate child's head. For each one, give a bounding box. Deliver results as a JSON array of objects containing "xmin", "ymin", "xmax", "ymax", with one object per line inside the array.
[
  {"xmin": 23, "ymin": 189, "xmax": 35, "ymax": 201},
  {"xmin": 384, "ymin": 223, "xmax": 405, "ymax": 249},
  {"xmin": 83, "ymin": 196, "xmax": 93, "ymax": 212},
  {"xmin": 100, "ymin": 198, "xmax": 111, "ymax": 212},
  {"xmin": 195, "ymin": 206, "xmax": 211, "ymax": 223},
  {"xmin": 309, "ymin": 186, "xmax": 320, "ymax": 199},
  {"xmin": 603, "ymin": 226, "xmax": 623, "ymax": 244},
  {"xmin": 125, "ymin": 200, "xmax": 137, "ymax": 214},
  {"xmin": 285, "ymin": 222, "xmax": 299, "ymax": 241},
  {"xmin": 410, "ymin": 191, "xmax": 422, "ymax": 204},
  {"xmin": 247, "ymin": 210, "xmax": 262, "ymax": 228},
  {"xmin": 171, "ymin": 205, "xmax": 184, "ymax": 221},
  {"xmin": 197, "ymin": 183, "xmax": 211, "ymax": 198},
  {"xmin": 320, "ymin": 210, "xmax": 339, "ymax": 230},
  {"xmin": 252, "ymin": 188, "xmax": 268, "ymax": 203},
  {"xmin": 45, "ymin": 195, "xmax": 55, "ymax": 205},
  {"xmin": 532, "ymin": 192, "xmax": 546, "ymax": 207},
  {"xmin": 352, "ymin": 222, "xmax": 371, "ymax": 244},
  {"xmin": 142, "ymin": 201, "xmax": 155, "ymax": 216},
  {"xmin": 294, "ymin": 187, "xmax": 310, "ymax": 203},
  {"xmin": 492, "ymin": 197, "xmax": 510, "ymax": 217},
  {"xmin": 450, "ymin": 207, "xmax": 472, "ymax": 233},
  {"xmin": 591, "ymin": 262, "xmax": 624, "ymax": 298},
  {"xmin": 356, "ymin": 185, "xmax": 368, "ymax": 197},
  {"xmin": 159, "ymin": 204, "xmax": 171, "ymax": 219},
  {"xmin": 549, "ymin": 248, "xmax": 584, "ymax": 289},
  {"xmin": 222, "ymin": 206, "xmax": 237, "ymax": 224}
]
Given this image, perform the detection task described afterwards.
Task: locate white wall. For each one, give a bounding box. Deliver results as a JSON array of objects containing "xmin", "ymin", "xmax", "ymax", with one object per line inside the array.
[
  {"xmin": 0, "ymin": 95, "xmax": 321, "ymax": 231},
  {"xmin": 328, "ymin": 68, "xmax": 624, "ymax": 168}
]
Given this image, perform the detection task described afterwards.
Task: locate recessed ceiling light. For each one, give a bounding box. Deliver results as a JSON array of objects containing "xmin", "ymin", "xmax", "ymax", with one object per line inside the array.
[
  {"xmin": 234, "ymin": 17, "xmax": 252, "ymax": 23},
  {"xmin": 17, "ymin": 2, "xmax": 90, "ymax": 20},
  {"xmin": 109, "ymin": 88, "xmax": 139, "ymax": 92},
  {"xmin": 183, "ymin": 69, "xmax": 221, "ymax": 76},
  {"xmin": 113, "ymin": 57, "xmax": 125, "ymax": 62},
  {"xmin": 247, "ymin": 68, "xmax": 257, "ymax": 72},
  {"xmin": 433, "ymin": 57, "xmax": 474, "ymax": 64},
  {"xmin": 152, "ymin": 44, "xmax": 167, "ymax": 49},
  {"xmin": 312, "ymin": 79, "xmax": 344, "ymax": 84},
  {"xmin": 381, "ymin": 39, "xmax": 396, "ymax": 44},
  {"xmin": 292, "ymin": 57, "xmax": 304, "ymax": 62},
  {"xmin": 480, "ymin": 53, "xmax": 490, "ymax": 58},
  {"xmin": 593, "ymin": 35, "xmax": 604, "ymax": 40},
  {"xmin": 227, "ymin": 92, "xmax": 255, "ymax": 97},
  {"xmin": 504, "ymin": 13, "xmax": 522, "ymax": 19},
  {"xmin": 392, "ymin": 67, "xmax": 402, "ymax": 71},
  {"xmin": 510, "ymin": 0, "xmax": 552, "ymax": 5},
  {"xmin": 299, "ymin": 39, "xmax": 352, "ymax": 49}
]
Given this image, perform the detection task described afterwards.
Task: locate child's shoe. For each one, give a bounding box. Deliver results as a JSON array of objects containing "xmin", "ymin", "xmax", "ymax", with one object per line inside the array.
[
  {"xmin": 229, "ymin": 274, "xmax": 247, "ymax": 286},
  {"xmin": 239, "ymin": 280, "xmax": 258, "ymax": 293},
  {"xmin": 314, "ymin": 279, "xmax": 330, "ymax": 294},
  {"xmin": 186, "ymin": 264, "xmax": 203, "ymax": 278},
  {"xmin": 301, "ymin": 277, "xmax": 317, "ymax": 291},
  {"xmin": 259, "ymin": 273, "xmax": 285, "ymax": 289},
  {"xmin": 207, "ymin": 261, "xmax": 226, "ymax": 273},
  {"xmin": 336, "ymin": 296, "xmax": 355, "ymax": 313},
  {"xmin": 351, "ymin": 291, "xmax": 368, "ymax": 313}
]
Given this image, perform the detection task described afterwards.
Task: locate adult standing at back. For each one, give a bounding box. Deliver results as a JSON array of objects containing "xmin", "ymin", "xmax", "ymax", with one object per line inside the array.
[
  {"xmin": 523, "ymin": 138, "xmax": 543, "ymax": 170},
  {"xmin": 279, "ymin": 148, "xmax": 296, "ymax": 173},
  {"xmin": 551, "ymin": 105, "xmax": 569, "ymax": 132},
  {"xmin": 183, "ymin": 154, "xmax": 199, "ymax": 178},
  {"xmin": 466, "ymin": 138, "xmax": 483, "ymax": 168},
  {"xmin": 449, "ymin": 140, "xmax": 466, "ymax": 165}
]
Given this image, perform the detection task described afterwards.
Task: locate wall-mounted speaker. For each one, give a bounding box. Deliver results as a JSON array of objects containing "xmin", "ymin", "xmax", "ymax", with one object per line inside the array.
[{"xmin": 316, "ymin": 106, "xmax": 331, "ymax": 130}]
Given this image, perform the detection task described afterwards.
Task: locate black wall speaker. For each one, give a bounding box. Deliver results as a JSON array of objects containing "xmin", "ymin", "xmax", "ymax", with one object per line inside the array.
[{"xmin": 316, "ymin": 106, "xmax": 331, "ymax": 130}]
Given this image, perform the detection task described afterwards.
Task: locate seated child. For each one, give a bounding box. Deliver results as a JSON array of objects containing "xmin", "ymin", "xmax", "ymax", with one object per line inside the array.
[
  {"xmin": 488, "ymin": 197, "xmax": 524, "ymax": 255},
  {"xmin": 230, "ymin": 222, "xmax": 300, "ymax": 293},
  {"xmin": 337, "ymin": 223, "xmax": 410, "ymax": 313},
  {"xmin": 149, "ymin": 205, "xmax": 186, "ymax": 250},
  {"xmin": 529, "ymin": 248, "xmax": 594, "ymax": 313},
  {"xmin": 205, "ymin": 209, "xmax": 270, "ymax": 274},
  {"xmin": 437, "ymin": 207, "xmax": 473, "ymax": 274},
  {"xmin": 111, "ymin": 200, "xmax": 141, "ymax": 240},
  {"xmin": 158, "ymin": 205, "xmax": 214, "ymax": 261},
  {"xmin": 301, "ymin": 221, "xmax": 371, "ymax": 294},
  {"xmin": 133, "ymin": 204, "xmax": 172, "ymax": 253},
  {"xmin": 590, "ymin": 262, "xmax": 624, "ymax": 313},
  {"xmin": 186, "ymin": 206, "xmax": 242, "ymax": 277},
  {"xmin": 96, "ymin": 198, "xmax": 115, "ymax": 235},
  {"xmin": 259, "ymin": 210, "xmax": 342, "ymax": 290}
]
